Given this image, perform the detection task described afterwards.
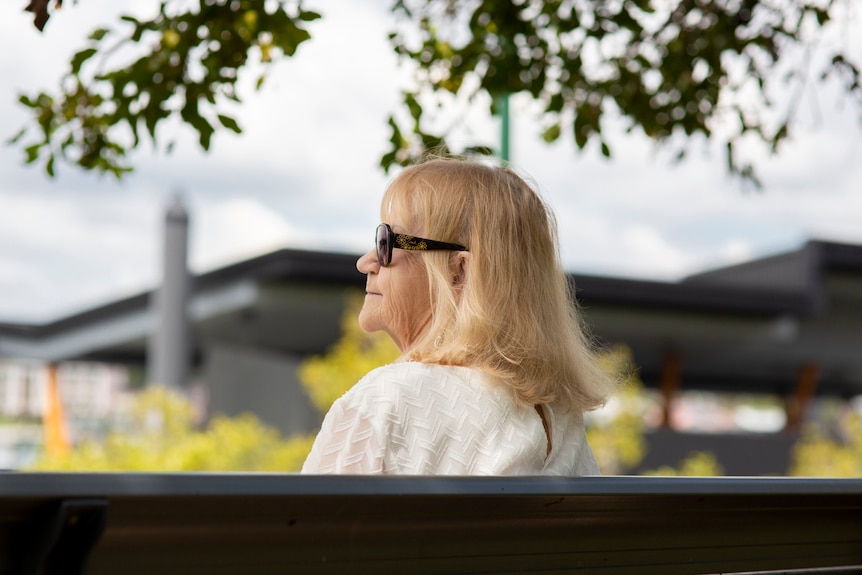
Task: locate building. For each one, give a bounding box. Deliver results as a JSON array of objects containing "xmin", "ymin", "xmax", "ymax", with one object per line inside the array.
[{"xmin": 1, "ymin": 239, "xmax": 860, "ymax": 473}]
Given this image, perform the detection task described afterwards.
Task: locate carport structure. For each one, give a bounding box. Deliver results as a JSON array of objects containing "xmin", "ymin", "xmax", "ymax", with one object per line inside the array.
[{"xmin": 575, "ymin": 240, "xmax": 862, "ymax": 430}]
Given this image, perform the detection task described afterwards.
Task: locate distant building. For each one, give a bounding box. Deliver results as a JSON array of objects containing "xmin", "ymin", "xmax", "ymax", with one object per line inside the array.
[
  {"xmin": 1, "ymin": 239, "xmax": 860, "ymax": 474},
  {"xmin": 0, "ymin": 360, "xmax": 127, "ymax": 421},
  {"xmin": 0, "ymin": 360, "xmax": 130, "ymax": 467}
]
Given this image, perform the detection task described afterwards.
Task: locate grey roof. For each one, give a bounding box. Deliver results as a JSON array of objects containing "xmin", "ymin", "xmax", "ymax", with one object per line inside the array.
[{"xmin": 574, "ymin": 240, "xmax": 862, "ymax": 397}]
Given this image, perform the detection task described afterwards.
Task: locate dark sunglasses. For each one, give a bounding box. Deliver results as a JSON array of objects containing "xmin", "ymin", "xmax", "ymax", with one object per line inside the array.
[{"xmin": 375, "ymin": 223, "xmax": 468, "ymax": 267}]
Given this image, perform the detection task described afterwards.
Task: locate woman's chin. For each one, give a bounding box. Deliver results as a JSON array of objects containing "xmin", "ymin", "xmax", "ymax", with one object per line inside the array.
[{"xmin": 357, "ymin": 309, "xmax": 383, "ymax": 334}]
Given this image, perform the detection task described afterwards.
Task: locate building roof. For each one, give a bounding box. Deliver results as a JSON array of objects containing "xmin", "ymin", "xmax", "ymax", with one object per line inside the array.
[{"xmin": 575, "ymin": 240, "xmax": 862, "ymax": 397}]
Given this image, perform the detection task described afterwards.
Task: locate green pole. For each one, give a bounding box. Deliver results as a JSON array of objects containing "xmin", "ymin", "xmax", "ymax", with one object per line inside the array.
[{"xmin": 495, "ymin": 92, "xmax": 510, "ymax": 163}]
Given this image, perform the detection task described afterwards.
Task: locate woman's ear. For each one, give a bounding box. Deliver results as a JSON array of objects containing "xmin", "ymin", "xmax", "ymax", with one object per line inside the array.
[{"xmin": 452, "ymin": 251, "xmax": 471, "ymax": 286}]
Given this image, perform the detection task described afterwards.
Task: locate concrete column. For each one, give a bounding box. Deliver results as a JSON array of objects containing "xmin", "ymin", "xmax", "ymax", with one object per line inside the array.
[{"xmin": 146, "ymin": 195, "xmax": 190, "ymax": 388}]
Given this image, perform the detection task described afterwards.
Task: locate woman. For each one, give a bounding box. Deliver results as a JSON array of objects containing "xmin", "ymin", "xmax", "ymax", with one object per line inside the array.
[{"xmin": 302, "ymin": 157, "xmax": 615, "ymax": 475}]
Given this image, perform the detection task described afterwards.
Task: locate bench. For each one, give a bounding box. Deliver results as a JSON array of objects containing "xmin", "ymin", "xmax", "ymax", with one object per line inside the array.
[{"xmin": 3, "ymin": 473, "xmax": 861, "ymax": 574}]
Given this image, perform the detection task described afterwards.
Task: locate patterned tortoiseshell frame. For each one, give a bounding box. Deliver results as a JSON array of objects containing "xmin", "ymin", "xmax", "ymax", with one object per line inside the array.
[{"xmin": 376, "ymin": 223, "xmax": 467, "ymax": 266}]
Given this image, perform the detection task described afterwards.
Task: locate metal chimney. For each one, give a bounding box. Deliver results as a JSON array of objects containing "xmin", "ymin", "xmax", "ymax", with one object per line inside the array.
[{"xmin": 146, "ymin": 194, "xmax": 190, "ymax": 388}]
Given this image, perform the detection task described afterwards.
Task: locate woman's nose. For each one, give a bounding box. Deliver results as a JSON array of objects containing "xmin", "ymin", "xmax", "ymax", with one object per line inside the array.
[{"xmin": 357, "ymin": 248, "xmax": 378, "ymax": 274}]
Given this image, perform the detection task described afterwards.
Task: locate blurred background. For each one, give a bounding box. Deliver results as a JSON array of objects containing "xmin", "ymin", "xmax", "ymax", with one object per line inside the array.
[{"xmin": 1, "ymin": 0, "xmax": 860, "ymax": 475}]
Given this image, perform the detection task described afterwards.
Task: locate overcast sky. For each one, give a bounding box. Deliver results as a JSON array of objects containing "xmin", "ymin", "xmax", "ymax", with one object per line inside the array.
[{"xmin": 2, "ymin": 0, "xmax": 861, "ymax": 323}]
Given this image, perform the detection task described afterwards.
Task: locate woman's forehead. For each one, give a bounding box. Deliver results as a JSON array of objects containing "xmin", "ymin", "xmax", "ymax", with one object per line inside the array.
[{"xmin": 382, "ymin": 195, "xmax": 420, "ymax": 232}]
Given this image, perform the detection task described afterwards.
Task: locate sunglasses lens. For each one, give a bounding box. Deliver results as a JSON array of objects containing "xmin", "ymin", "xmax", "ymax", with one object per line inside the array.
[{"xmin": 376, "ymin": 225, "xmax": 389, "ymax": 266}]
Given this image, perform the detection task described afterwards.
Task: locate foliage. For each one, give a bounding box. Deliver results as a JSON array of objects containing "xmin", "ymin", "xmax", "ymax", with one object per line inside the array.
[
  {"xmin": 17, "ymin": 1, "xmax": 862, "ymax": 183},
  {"xmin": 642, "ymin": 450, "xmax": 725, "ymax": 476},
  {"xmin": 298, "ymin": 291, "xmax": 400, "ymax": 413},
  {"xmin": 24, "ymin": 0, "xmax": 62, "ymax": 32},
  {"xmin": 584, "ymin": 347, "xmax": 649, "ymax": 474},
  {"xmin": 585, "ymin": 348, "xmax": 726, "ymax": 476},
  {"xmin": 789, "ymin": 410, "xmax": 862, "ymax": 477},
  {"xmin": 30, "ymin": 386, "xmax": 314, "ymax": 471},
  {"xmin": 24, "ymin": 0, "xmax": 74, "ymax": 32},
  {"xmin": 385, "ymin": 0, "xmax": 861, "ymax": 186},
  {"xmin": 14, "ymin": 0, "xmax": 319, "ymax": 178}
]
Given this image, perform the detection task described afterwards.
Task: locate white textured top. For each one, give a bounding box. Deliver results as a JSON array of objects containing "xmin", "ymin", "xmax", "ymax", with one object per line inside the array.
[{"xmin": 301, "ymin": 362, "xmax": 599, "ymax": 475}]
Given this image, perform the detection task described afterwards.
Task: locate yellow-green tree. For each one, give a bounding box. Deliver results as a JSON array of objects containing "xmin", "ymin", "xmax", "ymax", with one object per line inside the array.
[
  {"xmin": 585, "ymin": 348, "xmax": 649, "ymax": 475},
  {"xmin": 642, "ymin": 451, "xmax": 725, "ymax": 477},
  {"xmin": 31, "ymin": 291, "xmax": 392, "ymax": 472},
  {"xmin": 789, "ymin": 411, "xmax": 862, "ymax": 477},
  {"xmin": 29, "ymin": 291, "xmax": 729, "ymax": 476},
  {"xmin": 30, "ymin": 386, "xmax": 314, "ymax": 472},
  {"xmin": 585, "ymin": 347, "xmax": 724, "ymax": 476},
  {"xmin": 299, "ymin": 291, "xmax": 400, "ymax": 413}
]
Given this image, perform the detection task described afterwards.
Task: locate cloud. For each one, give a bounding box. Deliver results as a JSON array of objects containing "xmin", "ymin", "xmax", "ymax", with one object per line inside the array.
[
  {"xmin": 1, "ymin": 0, "xmax": 861, "ymax": 322},
  {"xmin": 0, "ymin": 190, "xmax": 157, "ymax": 321},
  {"xmin": 190, "ymin": 197, "xmax": 312, "ymax": 270}
]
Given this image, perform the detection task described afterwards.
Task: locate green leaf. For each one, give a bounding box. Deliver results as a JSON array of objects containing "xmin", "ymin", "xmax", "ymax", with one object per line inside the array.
[
  {"xmin": 547, "ymin": 93, "xmax": 564, "ymax": 113},
  {"xmin": 463, "ymin": 145, "xmax": 494, "ymax": 156},
  {"xmin": 381, "ymin": 116, "xmax": 405, "ymax": 172},
  {"xmin": 24, "ymin": 144, "xmax": 41, "ymax": 164},
  {"xmin": 6, "ymin": 127, "xmax": 27, "ymax": 145},
  {"xmin": 380, "ymin": 150, "xmax": 397, "ymax": 172},
  {"xmin": 18, "ymin": 94, "xmax": 36, "ymax": 108},
  {"xmin": 404, "ymin": 92, "xmax": 422, "ymax": 122},
  {"xmin": 197, "ymin": 118, "xmax": 215, "ymax": 150},
  {"xmin": 573, "ymin": 115, "xmax": 588, "ymax": 149},
  {"xmin": 299, "ymin": 10, "xmax": 322, "ymax": 22},
  {"xmin": 541, "ymin": 124, "xmax": 561, "ymax": 143},
  {"xmin": 70, "ymin": 48, "xmax": 98, "ymax": 75},
  {"xmin": 88, "ymin": 27, "xmax": 110, "ymax": 41},
  {"xmin": 814, "ymin": 8, "xmax": 829, "ymax": 26},
  {"xmin": 217, "ymin": 114, "xmax": 242, "ymax": 133},
  {"xmin": 600, "ymin": 140, "xmax": 611, "ymax": 158},
  {"xmin": 726, "ymin": 141, "xmax": 734, "ymax": 173},
  {"xmin": 772, "ymin": 122, "xmax": 788, "ymax": 152},
  {"xmin": 46, "ymin": 154, "xmax": 56, "ymax": 177}
]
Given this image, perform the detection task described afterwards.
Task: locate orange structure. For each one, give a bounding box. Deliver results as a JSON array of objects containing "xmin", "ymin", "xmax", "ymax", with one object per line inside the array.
[{"xmin": 42, "ymin": 363, "xmax": 71, "ymax": 457}]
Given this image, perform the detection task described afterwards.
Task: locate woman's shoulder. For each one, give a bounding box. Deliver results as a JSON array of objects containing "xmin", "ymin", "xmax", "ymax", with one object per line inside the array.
[
  {"xmin": 342, "ymin": 362, "xmax": 493, "ymax": 408},
  {"xmin": 354, "ymin": 362, "xmax": 481, "ymax": 391}
]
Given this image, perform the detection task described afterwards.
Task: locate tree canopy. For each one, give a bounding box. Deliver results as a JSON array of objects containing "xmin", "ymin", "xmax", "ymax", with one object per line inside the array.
[
  {"xmin": 15, "ymin": 0, "xmax": 320, "ymax": 177},
  {"xmin": 14, "ymin": 0, "xmax": 861, "ymax": 185},
  {"xmin": 385, "ymin": 0, "xmax": 860, "ymax": 186}
]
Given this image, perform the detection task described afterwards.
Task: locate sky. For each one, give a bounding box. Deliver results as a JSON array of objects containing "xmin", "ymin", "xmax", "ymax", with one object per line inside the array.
[{"xmin": 1, "ymin": 0, "xmax": 861, "ymax": 323}]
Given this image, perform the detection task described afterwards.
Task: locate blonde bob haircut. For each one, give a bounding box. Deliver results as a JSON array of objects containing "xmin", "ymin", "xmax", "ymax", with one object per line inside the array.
[{"xmin": 382, "ymin": 156, "xmax": 615, "ymax": 412}]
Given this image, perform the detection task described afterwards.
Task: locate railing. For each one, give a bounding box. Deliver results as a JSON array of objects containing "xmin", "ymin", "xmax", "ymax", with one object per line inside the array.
[{"xmin": 2, "ymin": 473, "xmax": 861, "ymax": 575}]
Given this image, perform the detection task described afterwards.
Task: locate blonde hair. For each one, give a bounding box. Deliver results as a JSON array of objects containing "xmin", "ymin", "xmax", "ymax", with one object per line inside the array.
[{"xmin": 382, "ymin": 156, "xmax": 615, "ymax": 412}]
